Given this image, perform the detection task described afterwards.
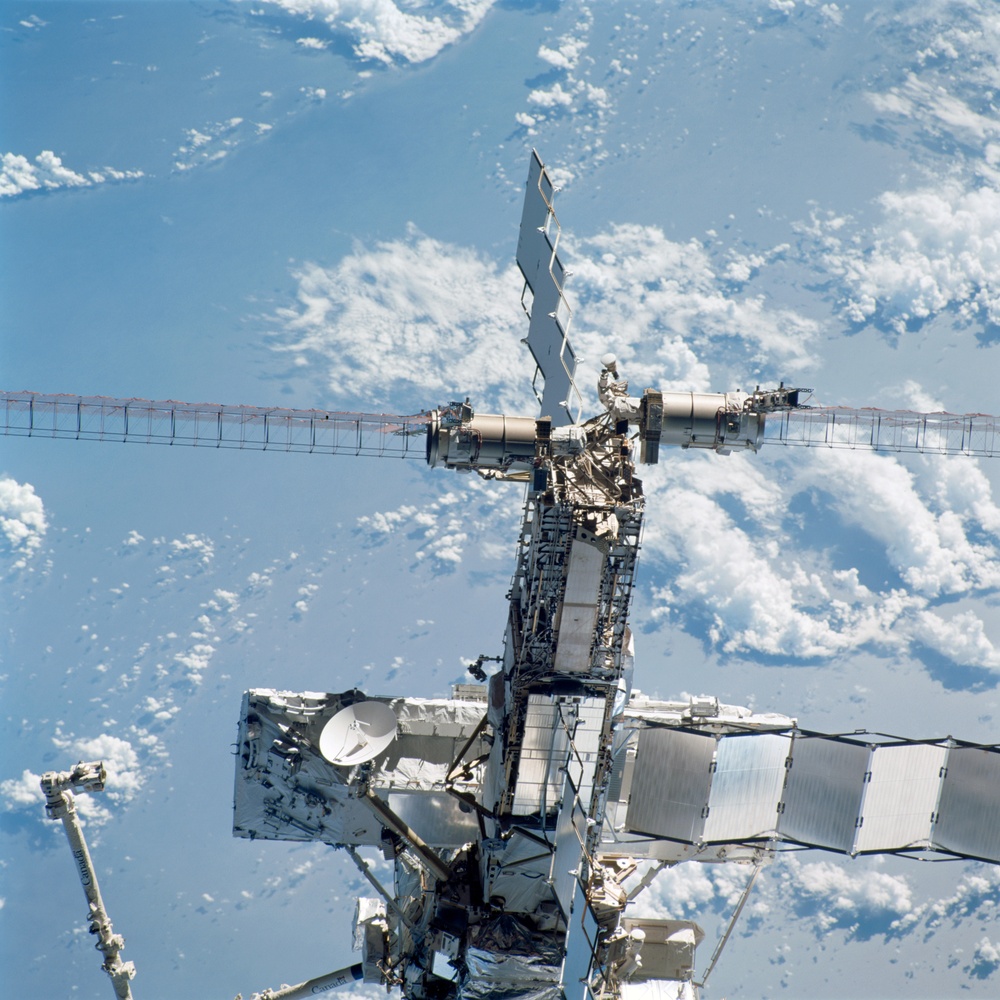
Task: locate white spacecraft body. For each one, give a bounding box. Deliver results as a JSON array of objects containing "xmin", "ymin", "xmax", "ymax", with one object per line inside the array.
[{"xmin": 233, "ymin": 686, "xmax": 793, "ymax": 999}]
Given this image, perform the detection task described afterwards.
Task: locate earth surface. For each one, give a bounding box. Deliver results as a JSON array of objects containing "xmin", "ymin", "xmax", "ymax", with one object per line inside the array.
[{"xmin": 4, "ymin": 2, "xmax": 1000, "ymax": 998}]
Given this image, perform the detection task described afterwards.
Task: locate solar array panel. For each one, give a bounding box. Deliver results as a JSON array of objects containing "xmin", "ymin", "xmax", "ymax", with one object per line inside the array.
[{"xmin": 624, "ymin": 728, "xmax": 1000, "ymax": 862}]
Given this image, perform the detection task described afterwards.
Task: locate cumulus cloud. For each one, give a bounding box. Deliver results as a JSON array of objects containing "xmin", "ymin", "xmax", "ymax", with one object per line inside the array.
[
  {"xmin": 633, "ymin": 853, "xmax": 1000, "ymax": 952},
  {"xmin": 566, "ymin": 224, "xmax": 819, "ymax": 386},
  {"xmin": 152, "ymin": 534, "xmax": 215, "ymax": 585},
  {"xmin": 0, "ymin": 151, "xmax": 142, "ymax": 199},
  {"xmin": 0, "ymin": 769, "xmax": 46, "ymax": 809},
  {"xmin": 514, "ymin": 12, "xmax": 613, "ymax": 140},
  {"xmin": 644, "ymin": 463, "xmax": 909, "ymax": 660},
  {"xmin": 799, "ymin": 2, "xmax": 1000, "ymax": 336},
  {"xmin": 634, "ymin": 859, "xmax": 755, "ymax": 922},
  {"xmin": 0, "ymin": 476, "xmax": 47, "ymax": 572},
  {"xmin": 270, "ymin": 225, "xmax": 535, "ymax": 414},
  {"xmin": 173, "ymin": 643, "xmax": 217, "ymax": 684},
  {"xmin": 968, "ymin": 937, "xmax": 1000, "ymax": 979},
  {"xmin": 892, "ymin": 863, "xmax": 1000, "ymax": 936},
  {"xmin": 537, "ymin": 35, "xmax": 587, "ymax": 72},
  {"xmin": 356, "ymin": 484, "xmax": 518, "ymax": 570},
  {"xmin": 166, "ymin": 533, "xmax": 215, "ymax": 565},
  {"xmin": 257, "ymin": 0, "xmax": 495, "ymax": 66},
  {"xmin": 783, "ymin": 857, "xmax": 914, "ymax": 933},
  {"xmin": 800, "ymin": 449, "xmax": 1000, "ymax": 599},
  {"xmin": 172, "ymin": 117, "xmax": 271, "ymax": 171},
  {"xmin": 640, "ymin": 445, "xmax": 1000, "ymax": 667},
  {"xmin": 272, "ymin": 221, "xmax": 817, "ymax": 416},
  {"xmin": 806, "ymin": 183, "xmax": 1000, "ymax": 334}
]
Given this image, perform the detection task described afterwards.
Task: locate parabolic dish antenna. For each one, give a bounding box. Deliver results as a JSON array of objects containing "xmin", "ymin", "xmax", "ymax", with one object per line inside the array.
[{"xmin": 319, "ymin": 701, "xmax": 398, "ymax": 766}]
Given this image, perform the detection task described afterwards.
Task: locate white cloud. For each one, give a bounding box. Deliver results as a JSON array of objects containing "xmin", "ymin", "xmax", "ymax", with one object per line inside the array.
[
  {"xmin": 635, "ymin": 860, "xmax": 767, "ymax": 925},
  {"xmin": 0, "ymin": 769, "xmax": 45, "ymax": 809},
  {"xmin": 173, "ymin": 643, "xmax": 217, "ymax": 684},
  {"xmin": 511, "ymin": 12, "xmax": 617, "ymax": 145},
  {"xmin": 527, "ymin": 82, "xmax": 574, "ymax": 109},
  {"xmin": 799, "ymin": 3, "xmax": 1000, "ymax": 336},
  {"xmin": 257, "ymin": 0, "xmax": 496, "ymax": 66},
  {"xmin": 808, "ymin": 182, "xmax": 1000, "ymax": 333},
  {"xmin": 969, "ymin": 937, "xmax": 1000, "ymax": 978},
  {"xmin": 272, "ymin": 221, "xmax": 818, "ymax": 416},
  {"xmin": 890, "ymin": 864, "xmax": 1000, "ymax": 939},
  {"xmin": 0, "ymin": 477, "xmax": 47, "ymax": 572},
  {"xmin": 293, "ymin": 582, "xmax": 320, "ymax": 614},
  {"xmin": 166, "ymin": 534, "xmax": 215, "ymax": 565},
  {"xmin": 799, "ymin": 449, "xmax": 1000, "ymax": 599},
  {"xmin": 784, "ymin": 858, "xmax": 914, "ymax": 930},
  {"xmin": 910, "ymin": 609, "xmax": 1000, "ymax": 670},
  {"xmin": 270, "ymin": 225, "xmax": 534, "ymax": 414},
  {"xmin": 172, "ymin": 117, "xmax": 275, "ymax": 172},
  {"xmin": 0, "ymin": 151, "xmax": 142, "ymax": 199},
  {"xmin": 537, "ymin": 34, "xmax": 587, "ymax": 72},
  {"xmin": 356, "ymin": 485, "xmax": 515, "ymax": 570},
  {"xmin": 565, "ymin": 224, "xmax": 819, "ymax": 389},
  {"xmin": 638, "ymin": 443, "xmax": 1000, "ymax": 666},
  {"xmin": 644, "ymin": 467, "xmax": 910, "ymax": 660}
]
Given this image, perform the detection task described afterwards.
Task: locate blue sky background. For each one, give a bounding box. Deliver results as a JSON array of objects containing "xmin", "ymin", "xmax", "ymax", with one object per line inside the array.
[{"xmin": 4, "ymin": 2, "xmax": 1000, "ymax": 997}]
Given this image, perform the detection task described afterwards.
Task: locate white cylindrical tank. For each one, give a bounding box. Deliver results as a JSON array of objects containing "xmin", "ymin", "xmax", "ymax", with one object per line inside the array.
[
  {"xmin": 659, "ymin": 391, "xmax": 764, "ymax": 452},
  {"xmin": 426, "ymin": 411, "xmax": 538, "ymax": 470}
]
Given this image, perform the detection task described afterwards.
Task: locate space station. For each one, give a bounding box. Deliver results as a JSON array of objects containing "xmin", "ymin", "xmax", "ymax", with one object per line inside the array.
[{"xmin": 6, "ymin": 151, "xmax": 1000, "ymax": 1000}]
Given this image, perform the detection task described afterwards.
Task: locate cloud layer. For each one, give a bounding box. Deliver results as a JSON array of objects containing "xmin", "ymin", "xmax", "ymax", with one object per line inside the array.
[
  {"xmin": 257, "ymin": 0, "xmax": 496, "ymax": 66},
  {"xmin": 0, "ymin": 476, "xmax": 47, "ymax": 572},
  {"xmin": 800, "ymin": 1, "xmax": 1000, "ymax": 337},
  {"xmin": 0, "ymin": 151, "xmax": 142, "ymax": 199},
  {"xmin": 271, "ymin": 217, "xmax": 1000, "ymax": 672}
]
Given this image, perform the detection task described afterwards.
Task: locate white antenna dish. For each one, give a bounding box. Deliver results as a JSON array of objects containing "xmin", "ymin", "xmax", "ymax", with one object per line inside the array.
[{"xmin": 319, "ymin": 701, "xmax": 397, "ymax": 766}]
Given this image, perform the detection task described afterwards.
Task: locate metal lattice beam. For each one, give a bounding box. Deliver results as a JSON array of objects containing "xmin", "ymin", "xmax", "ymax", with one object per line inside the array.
[
  {"xmin": 764, "ymin": 406, "xmax": 998, "ymax": 458},
  {"xmin": 1, "ymin": 391, "xmax": 428, "ymax": 459}
]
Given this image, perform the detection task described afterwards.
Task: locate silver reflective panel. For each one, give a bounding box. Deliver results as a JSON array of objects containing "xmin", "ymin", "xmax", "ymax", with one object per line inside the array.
[
  {"xmin": 564, "ymin": 698, "xmax": 607, "ymax": 810},
  {"xmin": 620, "ymin": 725, "xmax": 1000, "ymax": 864},
  {"xmin": 779, "ymin": 735, "xmax": 868, "ymax": 853},
  {"xmin": 625, "ymin": 728, "xmax": 714, "ymax": 843},
  {"xmin": 516, "ymin": 150, "xmax": 581, "ymax": 426},
  {"xmin": 855, "ymin": 743, "xmax": 946, "ymax": 853},
  {"xmin": 511, "ymin": 697, "xmax": 566, "ymax": 815},
  {"xmin": 553, "ymin": 538, "xmax": 603, "ymax": 674},
  {"xmin": 551, "ymin": 774, "xmax": 589, "ymax": 919},
  {"xmin": 935, "ymin": 746, "xmax": 1000, "ymax": 862},
  {"xmin": 560, "ymin": 881, "xmax": 599, "ymax": 1000},
  {"xmin": 702, "ymin": 733, "xmax": 789, "ymax": 842},
  {"xmin": 387, "ymin": 792, "xmax": 479, "ymax": 848}
]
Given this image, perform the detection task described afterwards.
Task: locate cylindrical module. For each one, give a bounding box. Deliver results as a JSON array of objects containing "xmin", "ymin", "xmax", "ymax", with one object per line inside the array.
[
  {"xmin": 426, "ymin": 410, "xmax": 538, "ymax": 470},
  {"xmin": 659, "ymin": 391, "xmax": 764, "ymax": 452}
]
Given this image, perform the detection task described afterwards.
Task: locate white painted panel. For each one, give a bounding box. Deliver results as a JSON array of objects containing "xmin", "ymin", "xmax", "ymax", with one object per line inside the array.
[
  {"xmin": 855, "ymin": 743, "xmax": 945, "ymax": 853},
  {"xmin": 554, "ymin": 538, "xmax": 604, "ymax": 673},
  {"xmin": 702, "ymin": 733, "xmax": 789, "ymax": 842}
]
